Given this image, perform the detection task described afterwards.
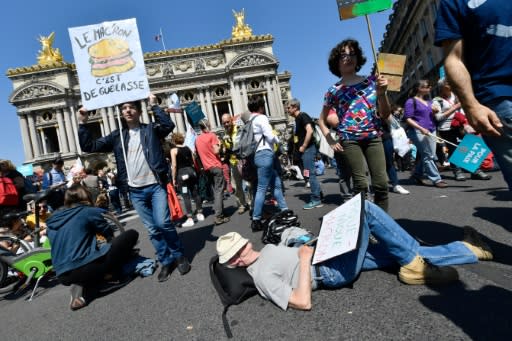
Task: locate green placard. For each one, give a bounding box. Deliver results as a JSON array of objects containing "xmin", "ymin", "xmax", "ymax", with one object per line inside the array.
[{"xmin": 337, "ymin": 0, "xmax": 393, "ymax": 20}]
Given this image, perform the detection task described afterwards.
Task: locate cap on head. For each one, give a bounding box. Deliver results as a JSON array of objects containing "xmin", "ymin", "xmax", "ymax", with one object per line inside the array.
[{"xmin": 216, "ymin": 232, "xmax": 249, "ymax": 264}]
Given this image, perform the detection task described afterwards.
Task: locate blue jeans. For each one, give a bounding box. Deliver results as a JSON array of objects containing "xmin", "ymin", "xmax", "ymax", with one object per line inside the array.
[
  {"xmin": 410, "ymin": 129, "xmax": 442, "ymax": 184},
  {"xmin": 301, "ymin": 144, "xmax": 322, "ymax": 202},
  {"xmin": 482, "ymin": 98, "xmax": 512, "ymax": 190},
  {"xmin": 129, "ymin": 183, "xmax": 184, "ymax": 266},
  {"xmin": 383, "ymin": 138, "xmax": 398, "ymax": 187},
  {"xmin": 252, "ymin": 149, "xmax": 288, "ymax": 221},
  {"xmin": 108, "ymin": 188, "xmax": 122, "ymax": 214},
  {"xmin": 315, "ymin": 201, "xmax": 477, "ymax": 288}
]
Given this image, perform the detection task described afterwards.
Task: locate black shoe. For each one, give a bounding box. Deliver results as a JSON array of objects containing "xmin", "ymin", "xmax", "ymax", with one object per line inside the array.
[
  {"xmin": 176, "ymin": 256, "xmax": 191, "ymax": 275},
  {"xmin": 157, "ymin": 264, "xmax": 175, "ymax": 282},
  {"xmin": 320, "ymin": 191, "xmax": 325, "ymax": 202},
  {"xmin": 471, "ymin": 170, "xmax": 492, "ymax": 180},
  {"xmin": 251, "ymin": 220, "xmax": 264, "ymax": 232},
  {"xmin": 98, "ymin": 276, "xmax": 132, "ymax": 293}
]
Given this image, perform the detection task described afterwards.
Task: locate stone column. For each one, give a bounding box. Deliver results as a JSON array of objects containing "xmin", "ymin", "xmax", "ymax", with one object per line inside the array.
[
  {"xmin": 213, "ymin": 103, "xmax": 219, "ymax": 126},
  {"xmin": 265, "ymin": 76, "xmax": 276, "ymax": 116},
  {"xmin": 39, "ymin": 128, "xmax": 48, "ymax": 155},
  {"xmin": 69, "ymin": 105, "xmax": 81, "ymax": 154},
  {"xmin": 240, "ymin": 80, "xmax": 248, "ymax": 110},
  {"xmin": 28, "ymin": 113, "xmax": 41, "ymax": 157},
  {"xmin": 273, "ymin": 77, "xmax": 285, "ymax": 116},
  {"xmin": 19, "ymin": 114, "xmax": 33, "ymax": 160},
  {"xmin": 205, "ymin": 88, "xmax": 217, "ymax": 128},
  {"xmin": 63, "ymin": 107, "xmax": 77, "ymax": 152},
  {"xmin": 56, "ymin": 109, "xmax": 69, "ymax": 153},
  {"xmin": 107, "ymin": 107, "xmax": 117, "ymax": 131},
  {"xmin": 175, "ymin": 112, "xmax": 185, "ymax": 133},
  {"xmin": 229, "ymin": 78, "xmax": 241, "ymax": 113},
  {"xmin": 100, "ymin": 108, "xmax": 110, "ymax": 135},
  {"xmin": 141, "ymin": 100, "xmax": 150, "ymax": 124},
  {"xmin": 228, "ymin": 102, "xmax": 233, "ymax": 116},
  {"xmin": 263, "ymin": 94, "xmax": 270, "ymax": 116}
]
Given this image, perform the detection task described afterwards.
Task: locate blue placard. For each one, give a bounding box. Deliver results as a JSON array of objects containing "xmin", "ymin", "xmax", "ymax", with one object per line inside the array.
[
  {"xmin": 16, "ymin": 164, "xmax": 34, "ymax": 176},
  {"xmin": 185, "ymin": 101, "xmax": 206, "ymax": 125},
  {"xmin": 448, "ymin": 134, "xmax": 490, "ymax": 173}
]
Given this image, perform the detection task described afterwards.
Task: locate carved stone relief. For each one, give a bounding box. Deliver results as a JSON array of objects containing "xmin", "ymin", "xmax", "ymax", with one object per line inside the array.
[
  {"xmin": 14, "ymin": 84, "xmax": 62, "ymax": 101},
  {"xmin": 232, "ymin": 54, "xmax": 273, "ymax": 68},
  {"xmin": 206, "ymin": 56, "xmax": 224, "ymax": 67},
  {"xmin": 175, "ymin": 61, "xmax": 193, "ymax": 72},
  {"xmin": 146, "ymin": 64, "xmax": 161, "ymax": 77}
]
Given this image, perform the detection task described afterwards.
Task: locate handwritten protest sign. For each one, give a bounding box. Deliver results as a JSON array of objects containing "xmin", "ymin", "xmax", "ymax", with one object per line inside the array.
[
  {"xmin": 312, "ymin": 193, "xmax": 364, "ymax": 265},
  {"xmin": 16, "ymin": 164, "xmax": 33, "ymax": 177},
  {"xmin": 69, "ymin": 18, "xmax": 149, "ymax": 110},
  {"xmin": 448, "ymin": 134, "xmax": 491, "ymax": 173},
  {"xmin": 377, "ymin": 53, "xmax": 406, "ymax": 91},
  {"xmin": 336, "ymin": 0, "xmax": 393, "ymax": 20}
]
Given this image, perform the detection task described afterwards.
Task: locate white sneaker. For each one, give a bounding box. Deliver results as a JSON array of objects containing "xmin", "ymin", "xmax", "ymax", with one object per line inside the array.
[
  {"xmin": 393, "ymin": 185, "xmax": 410, "ymax": 194},
  {"xmin": 306, "ymin": 182, "xmax": 311, "ymax": 188},
  {"xmin": 196, "ymin": 213, "xmax": 205, "ymax": 221},
  {"xmin": 182, "ymin": 218, "xmax": 195, "ymax": 227}
]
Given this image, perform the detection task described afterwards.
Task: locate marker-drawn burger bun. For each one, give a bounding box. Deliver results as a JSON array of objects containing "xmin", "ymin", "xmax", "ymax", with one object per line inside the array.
[{"xmin": 88, "ymin": 38, "xmax": 135, "ymax": 77}]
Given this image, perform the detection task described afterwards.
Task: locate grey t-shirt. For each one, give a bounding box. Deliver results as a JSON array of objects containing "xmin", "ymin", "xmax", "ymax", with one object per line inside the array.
[
  {"xmin": 126, "ymin": 128, "xmax": 157, "ymax": 187},
  {"xmin": 247, "ymin": 245, "xmax": 300, "ymax": 310}
]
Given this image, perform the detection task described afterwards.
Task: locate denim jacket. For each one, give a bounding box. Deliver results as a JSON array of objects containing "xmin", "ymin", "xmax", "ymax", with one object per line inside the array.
[{"xmin": 79, "ymin": 105, "xmax": 174, "ymax": 188}]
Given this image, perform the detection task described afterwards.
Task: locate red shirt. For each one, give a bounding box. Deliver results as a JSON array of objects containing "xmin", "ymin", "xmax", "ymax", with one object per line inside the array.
[{"xmin": 195, "ymin": 132, "xmax": 222, "ymax": 170}]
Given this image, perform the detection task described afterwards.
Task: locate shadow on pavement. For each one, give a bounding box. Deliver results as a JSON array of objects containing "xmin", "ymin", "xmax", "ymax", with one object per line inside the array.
[
  {"xmin": 472, "ymin": 206, "xmax": 510, "ymax": 232},
  {"xmin": 179, "ymin": 225, "xmax": 216, "ymax": 262},
  {"xmin": 420, "ymin": 283, "xmax": 512, "ymax": 340}
]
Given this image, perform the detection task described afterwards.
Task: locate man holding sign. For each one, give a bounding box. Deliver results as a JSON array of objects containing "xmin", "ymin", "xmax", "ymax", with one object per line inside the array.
[
  {"xmin": 216, "ymin": 199, "xmax": 492, "ymax": 311},
  {"xmin": 78, "ymin": 95, "xmax": 191, "ymax": 282}
]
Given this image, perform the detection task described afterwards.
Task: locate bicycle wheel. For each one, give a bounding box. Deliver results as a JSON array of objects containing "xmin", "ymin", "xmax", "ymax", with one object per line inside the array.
[{"xmin": 101, "ymin": 213, "xmax": 125, "ymax": 239}]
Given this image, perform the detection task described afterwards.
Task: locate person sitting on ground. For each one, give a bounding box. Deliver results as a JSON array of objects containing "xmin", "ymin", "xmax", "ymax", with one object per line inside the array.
[
  {"xmin": 170, "ymin": 132, "xmax": 204, "ymax": 228},
  {"xmin": 46, "ymin": 184, "xmax": 139, "ymax": 311},
  {"xmin": 216, "ymin": 200, "xmax": 492, "ymax": 311}
]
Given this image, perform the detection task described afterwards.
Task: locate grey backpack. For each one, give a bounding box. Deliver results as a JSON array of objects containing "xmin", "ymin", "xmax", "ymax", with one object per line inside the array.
[{"xmin": 233, "ymin": 116, "xmax": 264, "ymax": 159}]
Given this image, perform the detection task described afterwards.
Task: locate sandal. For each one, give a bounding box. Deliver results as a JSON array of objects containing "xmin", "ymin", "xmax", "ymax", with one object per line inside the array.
[{"xmin": 69, "ymin": 284, "xmax": 86, "ymax": 311}]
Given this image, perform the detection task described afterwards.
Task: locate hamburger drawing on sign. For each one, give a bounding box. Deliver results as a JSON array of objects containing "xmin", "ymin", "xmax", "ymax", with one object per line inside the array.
[
  {"xmin": 88, "ymin": 38, "xmax": 135, "ymax": 77},
  {"xmin": 69, "ymin": 18, "xmax": 149, "ymax": 110}
]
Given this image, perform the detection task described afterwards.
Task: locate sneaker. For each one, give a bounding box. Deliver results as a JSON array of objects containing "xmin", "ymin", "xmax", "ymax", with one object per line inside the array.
[
  {"xmin": 471, "ymin": 170, "xmax": 492, "ymax": 180},
  {"xmin": 393, "ymin": 185, "xmax": 410, "ymax": 195},
  {"xmin": 454, "ymin": 170, "xmax": 466, "ymax": 181},
  {"xmin": 398, "ymin": 255, "xmax": 459, "ymax": 285},
  {"xmin": 306, "ymin": 181, "xmax": 311, "ymax": 188},
  {"xmin": 69, "ymin": 284, "xmax": 86, "ymax": 311},
  {"xmin": 434, "ymin": 180, "xmax": 448, "ymax": 188},
  {"xmin": 462, "ymin": 227, "xmax": 493, "ymax": 261},
  {"xmin": 215, "ymin": 216, "xmax": 230, "ymax": 225},
  {"xmin": 196, "ymin": 213, "xmax": 205, "ymax": 221},
  {"xmin": 238, "ymin": 205, "xmax": 248, "ymax": 214},
  {"xmin": 98, "ymin": 277, "xmax": 132, "ymax": 294},
  {"xmin": 303, "ymin": 200, "xmax": 324, "ymax": 210},
  {"xmin": 251, "ymin": 219, "xmax": 264, "ymax": 232},
  {"xmin": 182, "ymin": 218, "xmax": 195, "ymax": 228}
]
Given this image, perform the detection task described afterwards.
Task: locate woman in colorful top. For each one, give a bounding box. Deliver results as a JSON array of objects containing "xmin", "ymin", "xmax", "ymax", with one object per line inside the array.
[
  {"xmin": 404, "ymin": 80, "xmax": 447, "ymax": 188},
  {"xmin": 318, "ymin": 39, "xmax": 391, "ymax": 211}
]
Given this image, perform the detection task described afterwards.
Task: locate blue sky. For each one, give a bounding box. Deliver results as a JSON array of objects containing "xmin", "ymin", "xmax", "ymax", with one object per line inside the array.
[{"xmin": 0, "ymin": 0, "xmax": 392, "ymax": 166}]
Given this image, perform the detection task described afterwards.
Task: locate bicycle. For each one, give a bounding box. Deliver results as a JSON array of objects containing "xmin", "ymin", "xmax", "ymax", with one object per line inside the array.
[{"xmin": 0, "ymin": 187, "xmax": 124, "ymax": 301}]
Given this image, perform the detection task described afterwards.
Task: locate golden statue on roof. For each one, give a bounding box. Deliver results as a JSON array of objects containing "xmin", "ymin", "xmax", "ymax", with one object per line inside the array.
[
  {"xmin": 37, "ymin": 32, "xmax": 63, "ymax": 65},
  {"xmin": 232, "ymin": 9, "xmax": 253, "ymax": 39}
]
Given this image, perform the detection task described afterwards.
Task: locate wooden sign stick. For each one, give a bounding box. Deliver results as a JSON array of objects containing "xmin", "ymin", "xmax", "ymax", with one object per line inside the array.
[{"xmin": 365, "ymin": 14, "xmax": 380, "ymax": 75}]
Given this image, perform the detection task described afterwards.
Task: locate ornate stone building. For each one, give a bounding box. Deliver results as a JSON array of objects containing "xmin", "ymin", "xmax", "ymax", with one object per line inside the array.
[
  {"xmin": 378, "ymin": 0, "xmax": 442, "ymax": 104},
  {"xmin": 6, "ymin": 12, "xmax": 292, "ymax": 169}
]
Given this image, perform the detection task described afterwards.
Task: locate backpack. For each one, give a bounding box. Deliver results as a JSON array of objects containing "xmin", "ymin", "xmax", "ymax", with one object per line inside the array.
[
  {"xmin": 209, "ymin": 255, "xmax": 258, "ymax": 338},
  {"xmin": 0, "ymin": 176, "xmax": 19, "ymax": 206},
  {"xmin": 261, "ymin": 209, "xmax": 300, "ymax": 245},
  {"xmin": 233, "ymin": 116, "xmax": 264, "ymax": 160}
]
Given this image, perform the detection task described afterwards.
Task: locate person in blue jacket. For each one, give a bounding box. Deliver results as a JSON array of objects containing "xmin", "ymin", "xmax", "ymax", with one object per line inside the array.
[
  {"xmin": 78, "ymin": 94, "xmax": 190, "ymax": 283},
  {"xmin": 46, "ymin": 184, "xmax": 139, "ymax": 310}
]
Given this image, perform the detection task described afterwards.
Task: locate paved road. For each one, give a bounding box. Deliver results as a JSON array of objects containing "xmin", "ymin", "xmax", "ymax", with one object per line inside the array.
[{"xmin": 1, "ymin": 167, "xmax": 510, "ymax": 340}]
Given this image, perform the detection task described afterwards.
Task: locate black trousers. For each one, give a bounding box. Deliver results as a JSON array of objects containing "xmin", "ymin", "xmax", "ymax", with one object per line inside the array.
[{"xmin": 58, "ymin": 230, "xmax": 139, "ymax": 287}]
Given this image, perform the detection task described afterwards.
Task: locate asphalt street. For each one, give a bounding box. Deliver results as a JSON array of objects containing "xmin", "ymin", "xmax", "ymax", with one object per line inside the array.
[{"xmin": 1, "ymin": 167, "xmax": 510, "ymax": 340}]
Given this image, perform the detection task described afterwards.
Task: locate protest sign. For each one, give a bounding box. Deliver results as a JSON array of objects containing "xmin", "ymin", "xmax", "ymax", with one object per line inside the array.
[
  {"xmin": 185, "ymin": 101, "xmax": 206, "ymax": 126},
  {"xmin": 448, "ymin": 134, "xmax": 491, "ymax": 173},
  {"xmin": 69, "ymin": 18, "xmax": 149, "ymax": 110},
  {"xmin": 312, "ymin": 193, "xmax": 364, "ymax": 265},
  {"xmin": 16, "ymin": 164, "xmax": 33, "ymax": 177},
  {"xmin": 336, "ymin": 0, "xmax": 393, "ymax": 20},
  {"xmin": 377, "ymin": 53, "xmax": 406, "ymax": 91},
  {"xmin": 439, "ymin": 65, "xmax": 446, "ymax": 79}
]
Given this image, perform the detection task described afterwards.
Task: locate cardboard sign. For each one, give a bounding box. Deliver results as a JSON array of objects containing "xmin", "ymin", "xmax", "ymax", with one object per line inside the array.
[
  {"xmin": 448, "ymin": 134, "xmax": 491, "ymax": 173},
  {"xmin": 377, "ymin": 53, "xmax": 406, "ymax": 92},
  {"xmin": 337, "ymin": 0, "xmax": 393, "ymax": 20},
  {"xmin": 69, "ymin": 18, "xmax": 149, "ymax": 110},
  {"xmin": 185, "ymin": 101, "xmax": 206, "ymax": 125},
  {"xmin": 312, "ymin": 193, "xmax": 364, "ymax": 265}
]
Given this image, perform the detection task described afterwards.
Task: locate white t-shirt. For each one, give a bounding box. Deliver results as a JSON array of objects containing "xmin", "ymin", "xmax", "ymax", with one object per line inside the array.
[{"xmin": 251, "ymin": 114, "xmax": 279, "ymax": 152}]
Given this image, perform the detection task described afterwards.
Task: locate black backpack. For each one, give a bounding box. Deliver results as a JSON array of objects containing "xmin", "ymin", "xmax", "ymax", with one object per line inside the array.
[
  {"xmin": 209, "ymin": 255, "xmax": 258, "ymax": 338},
  {"xmin": 261, "ymin": 209, "xmax": 300, "ymax": 245}
]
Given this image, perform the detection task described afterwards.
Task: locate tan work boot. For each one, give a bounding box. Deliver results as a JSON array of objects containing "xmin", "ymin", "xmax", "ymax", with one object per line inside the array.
[
  {"xmin": 398, "ymin": 255, "xmax": 459, "ymax": 285},
  {"xmin": 462, "ymin": 227, "xmax": 493, "ymax": 261}
]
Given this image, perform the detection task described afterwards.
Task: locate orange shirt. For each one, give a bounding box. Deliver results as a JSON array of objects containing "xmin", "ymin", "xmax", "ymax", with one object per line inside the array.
[{"xmin": 195, "ymin": 132, "xmax": 222, "ymax": 170}]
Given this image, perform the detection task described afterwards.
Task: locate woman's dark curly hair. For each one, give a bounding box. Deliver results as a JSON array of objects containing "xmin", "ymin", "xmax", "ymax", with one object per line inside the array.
[{"xmin": 328, "ymin": 39, "xmax": 367, "ymax": 77}]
